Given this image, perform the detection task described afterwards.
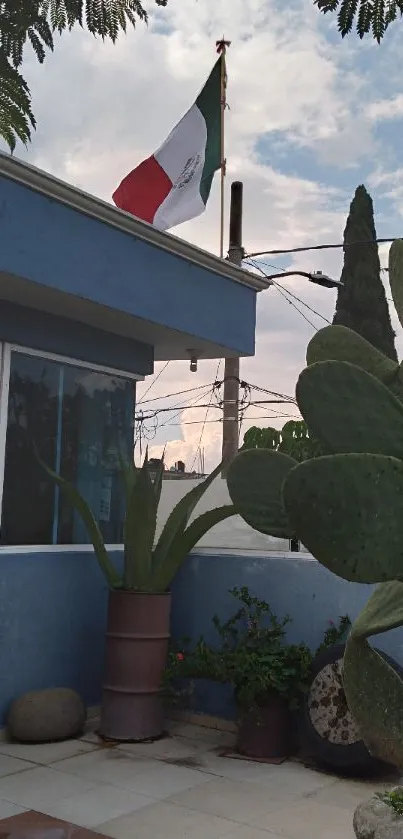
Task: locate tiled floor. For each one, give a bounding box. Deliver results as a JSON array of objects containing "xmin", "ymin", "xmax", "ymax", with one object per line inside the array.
[{"xmin": 0, "ymin": 719, "xmax": 396, "ymax": 839}]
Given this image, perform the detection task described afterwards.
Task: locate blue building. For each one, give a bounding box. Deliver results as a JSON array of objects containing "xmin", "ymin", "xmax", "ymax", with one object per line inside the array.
[{"xmin": 0, "ymin": 153, "xmax": 263, "ymax": 724}]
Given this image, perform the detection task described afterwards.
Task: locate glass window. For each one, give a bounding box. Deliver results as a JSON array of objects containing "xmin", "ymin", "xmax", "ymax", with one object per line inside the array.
[{"xmin": 1, "ymin": 351, "xmax": 134, "ymax": 546}]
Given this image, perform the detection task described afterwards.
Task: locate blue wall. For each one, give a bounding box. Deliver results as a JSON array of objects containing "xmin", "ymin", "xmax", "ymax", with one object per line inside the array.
[
  {"xmin": 0, "ymin": 300, "xmax": 153, "ymax": 376},
  {"xmin": 1, "ymin": 549, "xmax": 403, "ymax": 727},
  {"xmin": 0, "ymin": 176, "xmax": 256, "ymax": 356}
]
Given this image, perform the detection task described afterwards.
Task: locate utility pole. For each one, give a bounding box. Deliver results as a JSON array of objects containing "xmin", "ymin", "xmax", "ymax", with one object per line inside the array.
[{"xmin": 221, "ymin": 181, "xmax": 243, "ymax": 472}]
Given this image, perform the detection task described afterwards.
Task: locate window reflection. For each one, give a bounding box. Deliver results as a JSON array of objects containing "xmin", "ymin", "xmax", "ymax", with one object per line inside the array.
[{"xmin": 1, "ymin": 352, "xmax": 134, "ymax": 546}]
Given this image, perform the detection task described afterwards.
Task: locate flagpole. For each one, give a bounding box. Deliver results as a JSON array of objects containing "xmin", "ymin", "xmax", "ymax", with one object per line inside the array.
[{"xmin": 216, "ymin": 37, "xmax": 230, "ymax": 259}]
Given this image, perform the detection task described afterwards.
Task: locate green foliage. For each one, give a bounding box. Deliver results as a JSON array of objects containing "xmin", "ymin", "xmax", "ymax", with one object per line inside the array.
[
  {"xmin": 41, "ymin": 451, "xmax": 237, "ymax": 592},
  {"xmin": 171, "ymin": 588, "xmax": 350, "ymax": 716},
  {"xmin": 242, "ymin": 419, "xmax": 325, "ymax": 462},
  {"xmin": 0, "ymin": 0, "xmax": 168, "ymax": 150},
  {"xmin": 377, "ymin": 788, "xmax": 403, "ymax": 816},
  {"xmin": 314, "ymin": 0, "xmax": 403, "ymax": 42},
  {"xmin": 315, "ymin": 615, "xmax": 351, "ymax": 657},
  {"xmin": 332, "ymin": 186, "xmax": 397, "ymax": 362}
]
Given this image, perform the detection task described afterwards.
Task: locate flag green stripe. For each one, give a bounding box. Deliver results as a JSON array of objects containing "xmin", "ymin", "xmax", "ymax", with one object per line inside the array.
[{"xmin": 196, "ymin": 56, "xmax": 222, "ymax": 205}]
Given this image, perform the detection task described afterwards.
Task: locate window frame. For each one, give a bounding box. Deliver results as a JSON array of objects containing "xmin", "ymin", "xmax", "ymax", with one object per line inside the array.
[{"xmin": 0, "ymin": 342, "xmax": 143, "ymax": 551}]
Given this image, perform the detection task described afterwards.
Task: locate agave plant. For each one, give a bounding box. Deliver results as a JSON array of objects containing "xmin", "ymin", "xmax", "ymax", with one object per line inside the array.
[{"xmin": 42, "ymin": 452, "xmax": 235, "ymax": 592}]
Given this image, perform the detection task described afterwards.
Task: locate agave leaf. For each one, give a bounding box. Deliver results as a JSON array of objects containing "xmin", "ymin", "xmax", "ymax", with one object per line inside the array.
[
  {"xmin": 124, "ymin": 451, "xmax": 157, "ymax": 590},
  {"xmin": 151, "ymin": 505, "xmax": 236, "ymax": 592},
  {"xmin": 152, "ymin": 461, "xmax": 223, "ymax": 575},
  {"xmin": 153, "ymin": 451, "xmax": 165, "ymax": 508},
  {"xmin": 38, "ymin": 455, "xmax": 122, "ymax": 589}
]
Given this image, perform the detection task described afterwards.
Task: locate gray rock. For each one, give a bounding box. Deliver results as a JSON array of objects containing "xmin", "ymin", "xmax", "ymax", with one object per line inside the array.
[
  {"xmin": 7, "ymin": 688, "xmax": 86, "ymax": 743},
  {"xmin": 354, "ymin": 789, "xmax": 403, "ymax": 838}
]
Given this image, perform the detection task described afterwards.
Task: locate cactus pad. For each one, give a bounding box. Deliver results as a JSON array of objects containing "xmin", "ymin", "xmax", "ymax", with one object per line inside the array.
[
  {"xmin": 283, "ymin": 453, "xmax": 403, "ymax": 583},
  {"xmin": 343, "ymin": 637, "xmax": 403, "ymax": 768},
  {"xmin": 351, "ymin": 581, "xmax": 403, "ymax": 639},
  {"xmin": 306, "ymin": 325, "xmax": 403, "ymax": 401},
  {"xmin": 296, "ymin": 361, "xmax": 403, "ymax": 459},
  {"xmin": 226, "ymin": 448, "xmax": 296, "ymax": 538}
]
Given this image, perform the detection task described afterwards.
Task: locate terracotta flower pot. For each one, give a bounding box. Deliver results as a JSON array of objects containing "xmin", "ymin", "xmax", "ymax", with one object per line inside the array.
[
  {"xmin": 236, "ymin": 693, "xmax": 293, "ymax": 760},
  {"xmin": 99, "ymin": 589, "xmax": 171, "ymax": 742}
]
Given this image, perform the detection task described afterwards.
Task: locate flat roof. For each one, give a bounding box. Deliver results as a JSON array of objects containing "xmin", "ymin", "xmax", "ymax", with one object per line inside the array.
[{"xmin": 0, "ymin": 153, "xmax": 267, "ymax": 294}]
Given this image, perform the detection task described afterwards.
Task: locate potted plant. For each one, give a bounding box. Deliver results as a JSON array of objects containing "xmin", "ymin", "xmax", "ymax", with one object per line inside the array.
[
  {"xmin": 41, "ymin": 451, "xmax": 238, "ymax": 742},
  {"xmin": 189, "ymin": 587, "xmax": 313, "ymax": 760}
]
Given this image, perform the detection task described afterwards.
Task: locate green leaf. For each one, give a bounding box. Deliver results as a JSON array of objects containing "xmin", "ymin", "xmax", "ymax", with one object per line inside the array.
[
  {"xmin": 296, "ymin": 361, "xmax": 403, "ymax": 459},
  {"xmin": 38, "ymin": 454, "xmax": 122, "ymax": 589},
  {"xmin": 152, "ymin": 461, "xmax": 224, "ymax": 575},
  {"xmin": 123, "ymin": 451, "xmax": 157, "ymax": 589},
  {"xmin": 351, "ymin": 581, "xmax": 403, "ymax": 638},
  {"xmin": 0, "ymin": 50, "xmax": 35, "ymax": 151},
  {"xmin": 344, "ymin": 636, "xmax": 403, "ymax": 768},
  {"xmin": 227, "ymin": 448, "xmax": 296, "ymax": 538},
  {"xmin": 283, "ymin": 453, "xmax": 403, "ymax": 583},
  {"xmin": 151, "ymin": 505, "xmax": 236, "ymax": 592}
]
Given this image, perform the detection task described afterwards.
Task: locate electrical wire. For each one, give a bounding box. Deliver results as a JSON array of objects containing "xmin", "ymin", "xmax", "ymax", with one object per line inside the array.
[
  {"xmin": 163, "ymin": 413, "xmax": 298, "ymax": 427},
  {"xmin": 137, "ymin": 381, "xmax": 216, "ymax": 406},
  {"xmin": 137, "ymin": 361, "xmax": 170, "ymax": 404},
  {"xmin": 246, "ymin": 237, "xmax": 403, "ymax": 259},
  {"xmin": 246, "ymin": 258, "xmax": 331, "ymax": 326},
  {"xmin": 190, "ymin": 360, "xmax": 222, "ymax": 472}
]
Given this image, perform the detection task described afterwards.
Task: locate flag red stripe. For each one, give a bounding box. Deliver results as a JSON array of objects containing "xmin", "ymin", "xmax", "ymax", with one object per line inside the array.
[{"xmin": 112, "ymin": 156, "xmax": 172, "ymax": 223}]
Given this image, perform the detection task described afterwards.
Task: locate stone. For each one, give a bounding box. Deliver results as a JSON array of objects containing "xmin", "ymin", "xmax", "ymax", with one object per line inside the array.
[
  {"xmin": 7, "ymin": 688, "xmax": 86, "ymax": 743},
  {"xmin": 354, "ymin": 790, "xmax": 403, "ymax": 838}
]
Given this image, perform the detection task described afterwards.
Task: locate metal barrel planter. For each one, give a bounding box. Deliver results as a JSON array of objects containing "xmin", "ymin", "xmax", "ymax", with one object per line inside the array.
[{"xmin": 99, "ymin": 590, "xmax": 171, "ymax": 742}]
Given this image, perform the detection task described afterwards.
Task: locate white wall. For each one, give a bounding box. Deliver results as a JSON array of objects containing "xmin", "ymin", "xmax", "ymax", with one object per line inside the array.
[{"xmin": 157, "ymin": 477, "xmax": 290, "ymax": 552}]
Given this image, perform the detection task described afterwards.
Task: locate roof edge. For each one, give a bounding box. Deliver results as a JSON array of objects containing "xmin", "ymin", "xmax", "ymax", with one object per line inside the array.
[{"xmin": 0, "ymin": 154, "xmax": 268, "ymax": 293}]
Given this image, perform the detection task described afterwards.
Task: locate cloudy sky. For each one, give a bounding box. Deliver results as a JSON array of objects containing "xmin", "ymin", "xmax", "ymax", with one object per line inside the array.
[{"xmin": 9, "ymin": 0, "xmax": 403, "ymax": 469}]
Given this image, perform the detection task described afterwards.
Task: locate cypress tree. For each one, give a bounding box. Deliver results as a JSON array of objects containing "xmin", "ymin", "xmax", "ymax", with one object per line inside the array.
[{"xmin": 333, "ymin": 185, "xmax": 397, "ymax": 362}]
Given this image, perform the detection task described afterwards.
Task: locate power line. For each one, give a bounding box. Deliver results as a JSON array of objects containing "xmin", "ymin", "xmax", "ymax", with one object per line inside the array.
[
  {"xmin": 164, "ymin": 414, "xmax": 299, "ymax": 427},
  {"xmin": 190, "ymin": 360, "xmax": 222, "ymax": 472},
  {"xmin": 137, "ymin": 381, "xmax": 215, "ymax": 406},
  {"xmin": 246, "ymin": 258, "xmax": 331, "ymax": 326},
  {"xmin": 137, "ymin": 361, "xmax": 170, "ymax": 404},
  {"xmin": 246, "ymin": 237, "xmax": 402, "ymax": 259}
]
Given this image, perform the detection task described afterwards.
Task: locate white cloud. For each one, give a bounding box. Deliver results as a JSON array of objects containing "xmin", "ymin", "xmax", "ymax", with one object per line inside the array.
[{"xmin": 6, "ymin": 0, "xmax": 403, "ymax": 470}]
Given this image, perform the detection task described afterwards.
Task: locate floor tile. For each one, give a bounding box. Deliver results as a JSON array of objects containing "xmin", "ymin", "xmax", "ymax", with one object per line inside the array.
[
  {"xmin": 0, "ymin": 766, "xmax": 98, "ymax": 809},
  {"xmin": 243, "ymin": 761, "xmax": 335, "ymax": 796},
  {"xmin": 0, "ymin": 740, "xmax": 99, "ymax": 766},
  {"xmin": 96, "ymin": 800, "xmax": 238, "ymax": 839},
  {"xmin": 118, "ymin": 736, "xmax": 206, "ymax": 762},
  {"xmin": 0, "ymin": 754, "xmax": 37, "ymax": 778},
  {"xmin": 196, "ymin": 754, "xmax": 280, "ymax": 783},
  {"xmin": 309, "ymin": 777, "xmax": 393, "ymax": 810},
  {"xmin": 113, "ymin": 762, "xmax": 209, "ymax": 798},
  {"xmin": 252, "ymin": 799, "xmax": 356, "ymax": 839},
  {"xmin": 0, "ymin": 799, "xmax": 28, "ymax": 819},
  {"xmin": 51, "ymin": 750, "xmax": 152, "ymax": 787},
  {"xmin": 218, "ymin": 828, "xmax": 283, "ymax": 839},
  {"xmin": 167, "ymin": 778, "xmax": 290, "ymax": 823},
  {"xmin": 39, "ymin": 784, "xmax": 154, "ymax": 828}
]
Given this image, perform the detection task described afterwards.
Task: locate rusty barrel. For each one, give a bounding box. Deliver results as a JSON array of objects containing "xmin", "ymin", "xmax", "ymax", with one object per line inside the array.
[{"xmin": 99, "ymin": 589, "xmax": 171, "ymax": 742}]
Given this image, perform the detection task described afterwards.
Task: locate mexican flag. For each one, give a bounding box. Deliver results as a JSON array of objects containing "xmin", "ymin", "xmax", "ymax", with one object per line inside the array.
[{"xmin": 112, "ymin": 57, "xmax": 223, "ymax": 230}]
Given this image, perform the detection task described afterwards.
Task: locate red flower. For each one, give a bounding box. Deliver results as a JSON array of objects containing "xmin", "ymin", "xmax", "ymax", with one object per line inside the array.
[{"xmin": 176, "ymin": 652, "xmax": 184, "ymax": 661}]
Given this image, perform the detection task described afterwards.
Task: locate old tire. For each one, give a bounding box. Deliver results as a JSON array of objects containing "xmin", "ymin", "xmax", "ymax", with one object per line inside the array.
[{"xmin": 298, "ymin": 644, "xmax": 403, "ymax": 775}]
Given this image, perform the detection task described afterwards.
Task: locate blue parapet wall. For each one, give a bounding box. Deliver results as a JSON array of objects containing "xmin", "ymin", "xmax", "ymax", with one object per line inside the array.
[
  {"xmin": 0, "ymin": 175, "xmax": 257, "ymax": 357},
  {"xmin": 1, "ymin": 549, "xmax": 402, "ymax": 727}
]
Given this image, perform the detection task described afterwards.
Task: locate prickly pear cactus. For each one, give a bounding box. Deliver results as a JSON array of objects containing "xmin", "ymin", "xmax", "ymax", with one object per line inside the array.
[{"xmin": 227, "ymin": 247, "xmax": 403, "ymax": 768}]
